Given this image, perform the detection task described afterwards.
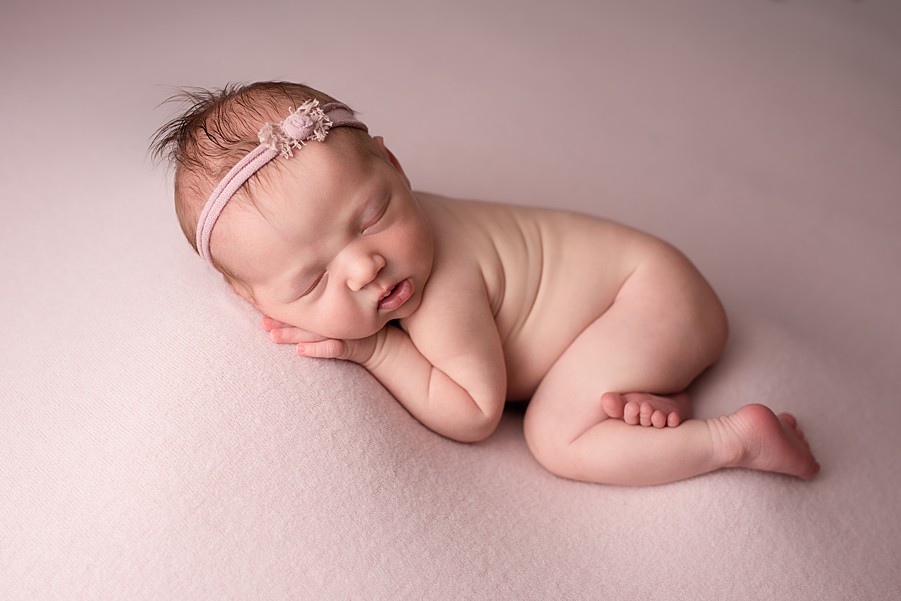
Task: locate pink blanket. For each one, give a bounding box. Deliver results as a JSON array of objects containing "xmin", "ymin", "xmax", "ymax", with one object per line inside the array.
[{"xmin": 2, "ymin": 1, "xmax": 899, "ymax": 598}]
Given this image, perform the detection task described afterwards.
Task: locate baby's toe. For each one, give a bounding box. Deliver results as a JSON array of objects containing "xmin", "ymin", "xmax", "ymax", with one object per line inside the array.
[
  {"xmin": 624, "ymin": 402, "xmax": 640, "ymax": 425},
  {"xmin": 639, "ymin": 401, "xmax": 654, "ymax": 426},
  {"xmin": 779, "ymin": 413, "xmax": 798, "ymax": 429},
  {"xmin": 600, "ymin": 392, "xmax": 626, "ymax": 419}
]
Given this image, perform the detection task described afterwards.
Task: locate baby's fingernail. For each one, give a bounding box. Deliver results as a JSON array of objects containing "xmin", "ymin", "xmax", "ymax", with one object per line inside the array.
[{"xmin": 296, "ymin": 344, "xmax": 306, "ymax": 355}]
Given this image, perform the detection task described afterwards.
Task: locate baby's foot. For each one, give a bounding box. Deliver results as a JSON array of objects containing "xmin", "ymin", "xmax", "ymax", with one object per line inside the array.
[
  {"xmin": 601, "ymin": 391, "xmax": 691, "ymax": 428},
  {"xmin": 715, "ymin": 404, "xmax": 820, "ymax": 480}
]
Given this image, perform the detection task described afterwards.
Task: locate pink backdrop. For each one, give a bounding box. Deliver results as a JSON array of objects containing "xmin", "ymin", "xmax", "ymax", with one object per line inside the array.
[{"xmin": 2, "ymin": 1, "xmax": 900, "ymax": 599}]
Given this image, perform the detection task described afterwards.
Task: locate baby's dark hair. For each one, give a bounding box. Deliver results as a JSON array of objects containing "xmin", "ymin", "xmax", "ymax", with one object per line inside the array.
[{"xmin": 150, "ymin": 81, "xmax": 370, "ymax": 276}]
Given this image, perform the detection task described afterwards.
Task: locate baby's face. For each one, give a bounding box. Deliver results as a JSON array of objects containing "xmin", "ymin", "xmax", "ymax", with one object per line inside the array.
[{"xmin": 215, "ymin": 134, "xmax": 434, "ymax": 340}]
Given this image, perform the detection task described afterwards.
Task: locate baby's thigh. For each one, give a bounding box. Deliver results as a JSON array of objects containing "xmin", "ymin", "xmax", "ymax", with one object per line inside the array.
[{"xmin": 525, "ymin": 244, "xmax": 727, "ymax": 442}]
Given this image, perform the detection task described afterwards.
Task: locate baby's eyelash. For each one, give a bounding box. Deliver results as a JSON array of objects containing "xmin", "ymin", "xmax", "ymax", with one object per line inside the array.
[
  {"xmin": 362, "ymin": 198, "xmax": 390, "ymax": 232},
  {"xmin": 298, "ymin": 272, "xmax": 326, "ymax": 298}
]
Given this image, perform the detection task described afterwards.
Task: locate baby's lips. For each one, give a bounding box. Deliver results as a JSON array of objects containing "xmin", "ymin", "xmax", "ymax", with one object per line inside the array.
[{"xmin": 378, "ymin": 279, "xmax": 413, "ymax": 312}]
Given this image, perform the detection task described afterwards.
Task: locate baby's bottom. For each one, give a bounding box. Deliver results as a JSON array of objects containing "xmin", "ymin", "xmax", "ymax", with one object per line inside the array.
[{"xmin": 522, "ymin": 243, "xmax": 819, "ymax": 486}]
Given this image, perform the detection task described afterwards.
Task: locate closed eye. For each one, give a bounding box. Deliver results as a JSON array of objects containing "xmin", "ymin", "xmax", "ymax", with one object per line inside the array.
[
  {"xmin": 361, "ymin": 196, "xmax": 390, "ymax": 233},
  {"xmin": 295, "ymin": 271, "xmax": 327, "ymax": 300}
]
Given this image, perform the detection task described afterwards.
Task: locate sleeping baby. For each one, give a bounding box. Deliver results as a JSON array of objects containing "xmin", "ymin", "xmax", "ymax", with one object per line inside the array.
[{"xmin": 152, "ymin": 81, "xmax": 819, "ymax": 486}]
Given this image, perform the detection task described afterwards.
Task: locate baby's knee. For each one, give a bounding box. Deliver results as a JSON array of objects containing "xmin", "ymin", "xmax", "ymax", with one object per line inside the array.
[
  {"xmin": 680, "ymin": 271, "xmax": 729, "ymax": 369},
  {"xmin": 523, "ymin": 407, "xmax": 583, "ymax": 481},
  {"xmin": 698, "ymin": 295, "xmax": 729, "ymax": 366}
]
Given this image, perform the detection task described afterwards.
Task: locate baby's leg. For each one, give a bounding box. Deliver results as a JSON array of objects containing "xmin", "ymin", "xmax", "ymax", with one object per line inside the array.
[
  {"xmin": 523, "ymin": 244, "xmax": 818, "ymax": 485},
  {"xmin": 530, "ymin": 403, "xmax": 818, "ymax": 485}
]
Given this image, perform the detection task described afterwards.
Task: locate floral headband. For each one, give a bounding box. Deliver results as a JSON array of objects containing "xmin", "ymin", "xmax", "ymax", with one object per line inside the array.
[{"xmin": 195, "ymin": 99, "xmax": 368, "ymax": 264}]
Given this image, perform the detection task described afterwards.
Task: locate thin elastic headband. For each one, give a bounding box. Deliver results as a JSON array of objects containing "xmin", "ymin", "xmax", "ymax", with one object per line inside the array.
[{"xmin": 195, "ymin": 99, "xmax": 368, "ymax": 264}]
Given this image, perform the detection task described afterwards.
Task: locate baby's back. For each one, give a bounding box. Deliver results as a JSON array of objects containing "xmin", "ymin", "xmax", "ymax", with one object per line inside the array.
[{"xmin": 418, "ymin": 193, "xmax": 666, "ymax": 399}]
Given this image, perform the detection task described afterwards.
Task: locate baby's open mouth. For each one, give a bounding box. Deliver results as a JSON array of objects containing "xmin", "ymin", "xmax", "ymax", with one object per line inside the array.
[{"xmin": 378, "ymin": 279, "xmax": 413, "ymax": 312}]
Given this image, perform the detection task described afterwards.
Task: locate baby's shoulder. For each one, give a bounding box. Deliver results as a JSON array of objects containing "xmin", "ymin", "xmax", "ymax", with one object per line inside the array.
[
  {"xmin": 419, "ymin": 193, "xmax": 640, "ymax": 255},
  {"xmin": 418, "ymin": 193, "xmax": 551, "ymax": 248}
]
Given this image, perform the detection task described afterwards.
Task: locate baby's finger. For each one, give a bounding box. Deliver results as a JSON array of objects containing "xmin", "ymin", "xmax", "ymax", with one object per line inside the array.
[
  {"xmin": 269, "ymin": 327, "xmax": 328, "ymax": 345},
  {"xmin": 261, "ymin": 315, "xmax": 292, "ymax": 331}
]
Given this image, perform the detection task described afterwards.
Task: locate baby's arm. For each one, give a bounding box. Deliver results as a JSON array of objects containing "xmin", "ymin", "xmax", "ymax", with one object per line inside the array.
[
  {"xmin": 366, "ymin": 305, "xmax": 506, "ymax": 442},
  {"xmin": 265, "ymin": 273, "xmax": 507, "ymax": 443}
]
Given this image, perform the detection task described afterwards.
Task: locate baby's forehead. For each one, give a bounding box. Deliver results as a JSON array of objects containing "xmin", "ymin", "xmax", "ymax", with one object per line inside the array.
[
  {"xmin": 248, "ymin": 131, "xmax": 378, "ymax": 209},
  {"xmin": 215, "ymin": 138, "xmax": 381, "ymax": 282},
  {"xmin": 216, "ymin": 139, "xmax": 379, "ymax": 268}
]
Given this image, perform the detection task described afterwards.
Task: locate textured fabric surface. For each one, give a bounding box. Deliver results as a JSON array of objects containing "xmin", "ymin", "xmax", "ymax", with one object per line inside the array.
[{"xmin": 2, "ymin": 1, "xmax": 900, "ymax": 599}]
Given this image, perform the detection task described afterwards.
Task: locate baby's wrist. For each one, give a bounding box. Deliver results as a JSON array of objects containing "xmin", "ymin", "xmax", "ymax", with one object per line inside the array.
[{"xmin": 361, "ymin": 326, "xmax": 396, "ymax": 372}]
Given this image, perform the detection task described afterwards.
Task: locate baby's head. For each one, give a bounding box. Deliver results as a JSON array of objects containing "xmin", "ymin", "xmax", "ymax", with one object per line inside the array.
[
  {"xmin": 152, "ymin": 81, "xmax": 434, "ymax": 339},
  {"xmin": 151, "ymin": 82, "xmax": 367, "ymax": 272}
]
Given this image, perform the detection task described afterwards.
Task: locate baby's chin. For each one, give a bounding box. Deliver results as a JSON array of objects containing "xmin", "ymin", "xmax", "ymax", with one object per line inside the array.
[{"xmin": 322, "ymin": 313, "xmax": 408, "ymax": 341}]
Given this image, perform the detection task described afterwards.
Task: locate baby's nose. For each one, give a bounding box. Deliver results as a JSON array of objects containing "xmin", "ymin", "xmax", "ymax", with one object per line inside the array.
[{"xmin": 346, "ymin": 251, "xmax": 386, "ymax": 292}]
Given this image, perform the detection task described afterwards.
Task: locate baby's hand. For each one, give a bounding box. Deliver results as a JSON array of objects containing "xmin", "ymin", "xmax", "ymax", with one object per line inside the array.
[
  {"xmin": 262, "ymin": 316, "xmax": 322, "ymax": 345},
  {"xmin": 261, "ymin": 315, "xmax": 380, "ymax": 365}
]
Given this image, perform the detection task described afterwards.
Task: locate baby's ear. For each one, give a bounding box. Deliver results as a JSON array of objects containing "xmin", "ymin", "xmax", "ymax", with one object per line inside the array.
[{"xmin": 373, "ymin": 136, "xmax": 411, "ymax": 187}]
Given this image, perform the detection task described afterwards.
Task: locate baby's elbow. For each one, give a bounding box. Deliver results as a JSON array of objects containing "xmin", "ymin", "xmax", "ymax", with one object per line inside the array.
[
  {"xmin": 440, "ymin": 405, "xmax": 502, "ymax": 443},
  {"xmin": 459, "ymin": 403, "xmax": 504, "ymax": 443},
  {"xmin": 459, "ymin": 424, "xmax": 494, "ymax": 444},
  {"xmin": 454, "ymin": 423, "xmax": 495, "ymax": 444}
]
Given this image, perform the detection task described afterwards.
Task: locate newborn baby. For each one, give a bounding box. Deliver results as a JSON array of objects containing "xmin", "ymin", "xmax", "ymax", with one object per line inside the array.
[{"xmin": 152, "ymin": 81, "xmax": 819, "ymax": 486}]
